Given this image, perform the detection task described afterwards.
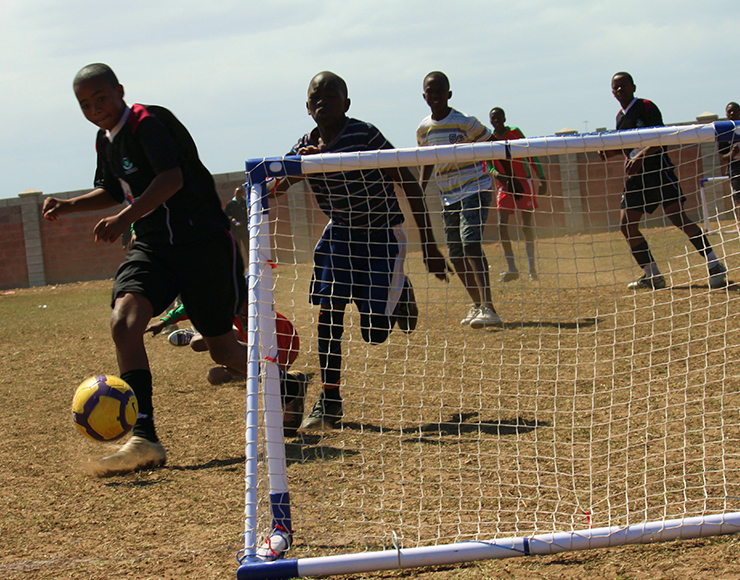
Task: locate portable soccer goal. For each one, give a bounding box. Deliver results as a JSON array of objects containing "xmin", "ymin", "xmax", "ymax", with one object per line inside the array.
[{"xmin": 237, "ymin": 120, "xmax": 740, "ymax": 579}]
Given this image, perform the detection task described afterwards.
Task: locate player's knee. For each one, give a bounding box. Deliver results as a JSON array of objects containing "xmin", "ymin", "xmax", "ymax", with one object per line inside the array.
[{"xmin": 361, "ymin": 315, "xmax": 392, "ymax": 344}]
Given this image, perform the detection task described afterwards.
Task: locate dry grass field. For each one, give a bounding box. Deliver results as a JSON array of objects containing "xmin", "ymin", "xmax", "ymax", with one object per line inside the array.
[{"xmin": 2, "ymin": 227, "xmax": 740, "ymax": 579}]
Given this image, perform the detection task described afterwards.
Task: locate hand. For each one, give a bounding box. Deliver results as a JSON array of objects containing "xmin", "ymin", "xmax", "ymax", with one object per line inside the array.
[
  {"xmin": 41, "ymin": 197, "xmax": 68, "ymax": 221},
  {"xmin": 144, "ymin": 319, "xmax": 167, "ymax": 336},
  {"xmin": 625, "ymin": 155, "xmax": 643, "ymax": 176},
  {"xmin": 538, "ymin": 181, "xmax": 548, "ymax": 196},
  {"xmin": 597, "ymin": 150, "xmax": 607, "ymax": 161},
  {"xmin": 423, "ymin": 244, "xmax": 450, "ymax": 282},
  {"xmin": 93, "ymin": 213, "xmax": 129, "ymax": 243},
  {"xmin": 297, "ymin": 145, "xmax": 320, "ymax": 155}
]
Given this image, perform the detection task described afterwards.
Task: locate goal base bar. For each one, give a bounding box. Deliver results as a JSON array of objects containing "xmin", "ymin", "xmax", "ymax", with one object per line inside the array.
[{"xmin": 236, "ymin": 512, "xmax": 740, "ymax": 579}]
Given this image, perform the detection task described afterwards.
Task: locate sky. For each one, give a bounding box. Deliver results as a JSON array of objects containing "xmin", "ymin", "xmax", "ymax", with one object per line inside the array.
[{"xmin": 1, "ymin": 0, "xmax": 738, "ymax": 199}]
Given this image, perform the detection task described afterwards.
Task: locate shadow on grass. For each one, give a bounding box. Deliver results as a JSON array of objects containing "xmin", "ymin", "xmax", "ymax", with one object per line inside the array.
[{"xmin": 504, "ymin": 317, "xmax": 600, "ymax": 330}]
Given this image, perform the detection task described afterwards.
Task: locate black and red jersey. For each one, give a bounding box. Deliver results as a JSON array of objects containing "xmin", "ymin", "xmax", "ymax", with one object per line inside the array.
[
  {"xmin": 616, "ymin": 98, "xmax": 675, "ymax": 174},
  {"xmin": 94, "ymin": 104, "xmax": 228, "ymax": 248}
]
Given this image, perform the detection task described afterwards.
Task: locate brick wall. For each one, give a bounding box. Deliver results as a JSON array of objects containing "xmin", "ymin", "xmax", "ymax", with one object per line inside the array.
[{"xmin": 0, "ymin": 144, "xmax": 714, "ymax": 291}]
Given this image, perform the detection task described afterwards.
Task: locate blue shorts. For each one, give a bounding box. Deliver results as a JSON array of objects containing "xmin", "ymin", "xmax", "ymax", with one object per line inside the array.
[
  {"xmin": 443, "ymin": 190, "xmax": 492, "ymax": 262},
  {"xmin": 311, "ymin": 222, "xmax": 406, "ymax": 317}
]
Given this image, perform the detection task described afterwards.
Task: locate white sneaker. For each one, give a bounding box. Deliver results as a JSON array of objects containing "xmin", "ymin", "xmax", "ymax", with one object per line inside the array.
[
  {"xmin": 168, "ymin": 328, "xmax": 196, "ymax": 346},
  {"xmin": 460, "ymin": 306, "xmax": 480, "ymax": 326},
  {"xmin": 469, "ymin": 307, "xmax": 502, "ymax": 329},
  {"xmin": 94, "ymin": 436, "xmax": 166, "ymax": 476},
  {"xmin": 256, "ymin": 527, "xmax": 292, "ymax": 561}
]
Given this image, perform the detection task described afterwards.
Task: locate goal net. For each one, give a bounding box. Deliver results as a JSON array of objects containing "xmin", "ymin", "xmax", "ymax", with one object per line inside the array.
[{"xmin": 237, "ymin": 121, "xmax": 740, "ymax": 579}]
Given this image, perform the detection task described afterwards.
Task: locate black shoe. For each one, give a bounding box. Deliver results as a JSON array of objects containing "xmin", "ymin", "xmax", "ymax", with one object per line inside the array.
[
  {"xmin": 297, "ymin": 391, "xmax": 343, "ymax": 433},
  {"xmin": 396, "ymin": 276, "xmax": 418, "ymax": 333},
  {"xmin": 282, "ymin": 371, "xmax": 307, "ymax": 438}
]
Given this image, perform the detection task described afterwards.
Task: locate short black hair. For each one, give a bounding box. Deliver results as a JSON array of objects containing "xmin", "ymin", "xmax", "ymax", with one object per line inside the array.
[
  {"xmin": 309, "ymin": 71, "xmax": 348, "ymax": 98},
  {"xmin": 424, "ymin": 71, "xmax": 450, "ymax": 90},
  {"xmin": 612, "ymin": 71, "xmax": 634, "ymax": 85},
  {"xmin": 727, "ymin": 101, "xmax": 740, "ymax": 110},
  {"xmin": 490, "ymin": 107, "xmax": 505, "ymax": 117},
  {"xmin": 73, "ymin": 63, "xmax": 119, "ymax": 89}
]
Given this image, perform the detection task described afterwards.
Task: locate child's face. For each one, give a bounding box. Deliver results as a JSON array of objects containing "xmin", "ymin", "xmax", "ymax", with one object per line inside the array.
[
  {"xmin": 306, "ymin": 74, "xmax": 349, "ymax": 128},
  {"xmin": 74, "ymin": 77, "xmax": 126, "ymax": 131},
  {"xmin": 489, "ymin": 109, "xmax": 506, "ymax": 133},
  {"xmin": 611, "ymin": 74, "xmax": 635, "ymax": 108},
  {"xmin": 423, "ymin": 76, "xmax": 451, "ymax": 113},
  {"xmin": 727, "ymin": 104, "xmax": 740, "ymax": 121}
]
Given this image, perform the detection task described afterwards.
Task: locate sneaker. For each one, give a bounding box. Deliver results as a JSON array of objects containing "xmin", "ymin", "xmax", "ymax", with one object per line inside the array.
[
  {"xmin": 94, "ymin": 436, "xmax": 166, "ymax": 476},
  {"xmin": 283, "ymin": 371, "xmax": 307, "ymax": 438},
  {"xmin": 168, "ymin": 328, "xmax": 196, "ymax": 346},
  {"xmin": 709, "ymin": 263, "xmax": 728, "ymax": 289},
  {"xmin": 395, "ymin": 277, "xmax": 419, "ymax": 333},
  {"xmin": 627, "ymin": 274, "xmax": 666, "ymax": 290},
  {"xmin": 460, "ymin": 306, "xmax": 480, "ymax": 326},
  {"xmin": 297, "ymin": 391, "xmax": 343, "ymax": 433},
  {"xmin": 256, "ymin": 527, "xmax": 292, "ymax": 561},
  {"xmin": 528, "ymin": 272, "xmax": 539, "ymax": 281},
  {"xmin": 500, "ymin": 271, "xmax": 519, "ymax": 283},
  {"xmin": 469, "ymin": 307, "xmax": 502, "ymax": 329}
]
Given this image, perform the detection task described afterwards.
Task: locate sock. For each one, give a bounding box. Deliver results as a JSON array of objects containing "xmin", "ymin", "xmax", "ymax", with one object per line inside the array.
[
  {"xmin": 688, "ymin": 233, "xmax": 721, "ymax": 269},
  {"xmin": 630, "ymin": 240, "xmax": 659, "ymax": 275},
  {"xmin": 121, "ymin": 369, "xmax": 158, "ymax": 442},
  {"xmin": 323, "ymin": 384, "xmax": 342, "ymax": 402}
]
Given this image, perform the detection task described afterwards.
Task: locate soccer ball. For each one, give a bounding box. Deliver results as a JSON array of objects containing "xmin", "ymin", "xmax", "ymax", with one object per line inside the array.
[{"xmin": 72, "ymin": 375, "xmax": 138, "ymax": 442}]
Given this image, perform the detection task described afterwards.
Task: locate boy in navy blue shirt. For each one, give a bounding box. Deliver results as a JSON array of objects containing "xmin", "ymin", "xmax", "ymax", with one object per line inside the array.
[
  {"xmin": 43, "ymin": 63, "xmax": 248, "ymax": 475},
  {"xmin": 276, "ymin": 71, "xmax": 447, "ymax": 432},
  {"xmin": 599, "ymin": 71, "xmax": 727, "ymax": 290}
]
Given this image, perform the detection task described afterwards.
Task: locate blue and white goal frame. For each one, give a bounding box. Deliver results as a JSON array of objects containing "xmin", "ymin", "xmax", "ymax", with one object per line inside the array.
[{"xmin": 237, "ymin": 121, "xmax": 740, "ymax": 580}]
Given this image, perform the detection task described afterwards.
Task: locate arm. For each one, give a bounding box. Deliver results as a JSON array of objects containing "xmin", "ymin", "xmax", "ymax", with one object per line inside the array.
[
  {"xmin": 42, "ymin": 188, "xmax": 120, "ymax": 221},
  {"xmin": 624, "ymin": 146, "xmax": 662, "ymax": 176},
  {"xmin": 93, "ymin": 167, "xmax": 183, "ymax": 243},
  {"xmin": 719, "ymin": 143, "xmax": 740, "ymax": 166},
  {"xmin": 420, "ymin": 165, "xmax": 434, "ymax": 193},
  {"xmin": 386, "ymin": 166, "xmax": 448, "ymax": 280}
]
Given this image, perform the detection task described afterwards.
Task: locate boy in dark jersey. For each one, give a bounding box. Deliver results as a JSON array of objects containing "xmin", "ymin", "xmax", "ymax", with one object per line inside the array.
[
  {"xmin": 598, "ymin": 71, "xmax": 727, "ymax": 290},
  {"xmin": 42, "ymin": 63, "xmax": 247, "ymax": 475},
  {"xmin": 275, "ymin": 71, "xmax": 447, "ymax": 433},
  {"xmin": 486, "ymin": 107, "xmax": 547, "ymax": 282},
  {"xmin": 719, "ymin": 102, "xmax": 740, "ymax": 228}
]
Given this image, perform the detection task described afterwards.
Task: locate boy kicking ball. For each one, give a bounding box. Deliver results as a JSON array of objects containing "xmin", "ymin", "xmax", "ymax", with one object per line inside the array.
[{"xmin": 43, "ymin": 64, "xmax": 248, "ymax": 476}]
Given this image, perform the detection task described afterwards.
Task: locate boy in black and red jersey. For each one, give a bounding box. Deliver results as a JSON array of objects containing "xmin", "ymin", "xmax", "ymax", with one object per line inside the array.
[
  {"xmin": 599, "ymin": 71, "xmax": 727, "ymax": 290},
  {"xmin": 42, "ymin": 63, "xmax": 248, "ymax": 475}
]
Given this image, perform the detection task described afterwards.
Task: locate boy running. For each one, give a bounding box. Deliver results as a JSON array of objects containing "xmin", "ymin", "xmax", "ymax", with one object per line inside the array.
[
  {"xmin": 417, "ymin": 71, "xmax": 501, "ymax": 328},
  {"xmin": 275, "ymin": 71, "xmax": 447, "ymax": 433},
  {"xmin": 598, "ymin": 71, "xmax": 727, "ymax": 290},
  {"xmin": 42, "ymin": 63, "xmax": 248, "ymax": 475},
  {"xmin": 719, "ymin": 101, "xmax": 740, "ymax": 228},
  {"xmin": 486, "ymin": 107, "xmax": 547, "ymax": 282}
]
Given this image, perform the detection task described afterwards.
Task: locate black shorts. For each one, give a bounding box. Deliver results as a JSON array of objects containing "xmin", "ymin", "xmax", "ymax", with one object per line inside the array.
[
  {"xmin": 112, "ymin": 229, "xmax": 246, "ymax": 337},
  {"xmin": 621, "ymin": 169, "xmax": 685, "ymax": 214}
]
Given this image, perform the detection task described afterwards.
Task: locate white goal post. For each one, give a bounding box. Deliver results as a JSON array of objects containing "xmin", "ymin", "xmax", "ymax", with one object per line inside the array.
[{"xmin": 237, "ymin": 121, "xmax": 740, "ymax": 580}]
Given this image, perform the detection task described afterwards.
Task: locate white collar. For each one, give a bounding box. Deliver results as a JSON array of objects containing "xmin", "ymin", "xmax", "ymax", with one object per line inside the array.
[
  {"xmin": 620, "ymin": 98, "xmax": 638, "ymax": 115},
  {"xmin": 106, "ymin": 106, "xmax": 131, "ymax": 143}
]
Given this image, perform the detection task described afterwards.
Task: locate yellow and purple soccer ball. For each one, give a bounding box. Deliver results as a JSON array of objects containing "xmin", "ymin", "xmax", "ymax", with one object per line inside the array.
[{"xmin": 72, "ymin": 375, "xmax": 138, "ymax": 442}]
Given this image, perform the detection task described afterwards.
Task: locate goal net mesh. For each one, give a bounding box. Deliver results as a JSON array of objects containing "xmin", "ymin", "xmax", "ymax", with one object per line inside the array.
[{"xmin": 248, "ymin": 125, "xmax": 740, "ymax": 560}]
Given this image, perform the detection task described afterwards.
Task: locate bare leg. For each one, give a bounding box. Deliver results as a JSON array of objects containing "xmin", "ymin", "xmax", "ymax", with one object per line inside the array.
[
  {"xmin": 522, "ymin": 210, "xmax": 536, "ymax": 274},
  {"xmin": 499, "ymin": 210, "xmax": 517, "ymax": 273},
  {"xmin": 452, "ymin": 259, "xmax": 482, "ymax": 306}
]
